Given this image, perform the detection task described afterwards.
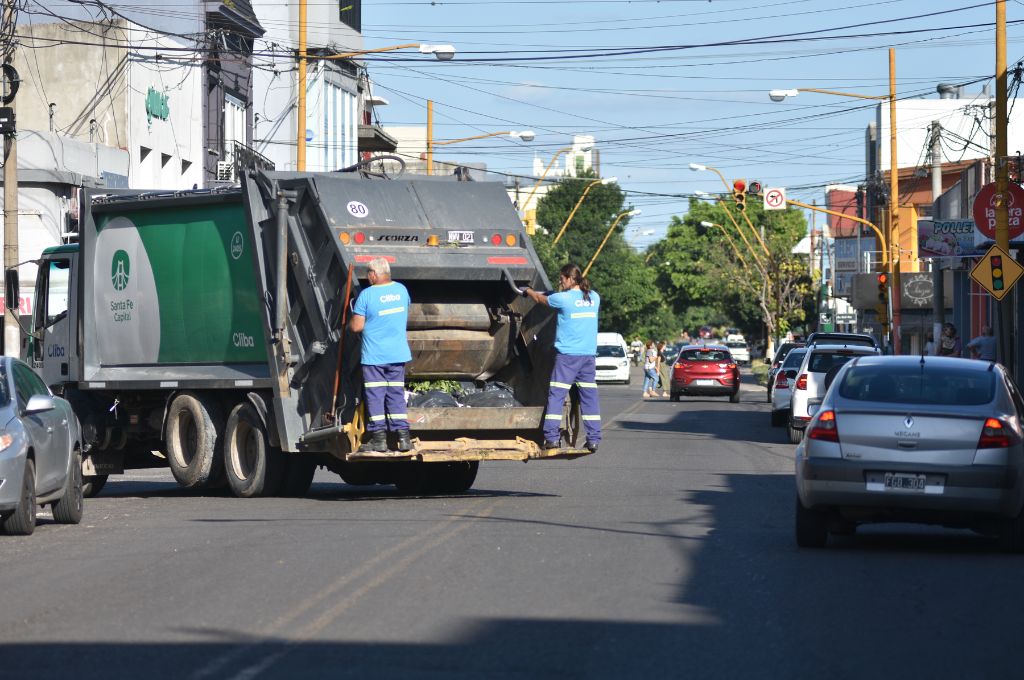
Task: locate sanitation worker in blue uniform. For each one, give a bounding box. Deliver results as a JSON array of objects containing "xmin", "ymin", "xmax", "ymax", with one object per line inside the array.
[
  {"xmin": 349, "ymin": 257, "xmax": 413, "ymax": 453},
  {"xmin": 523, "ymin": 263, "xmax": 601, "ymax": 453}
]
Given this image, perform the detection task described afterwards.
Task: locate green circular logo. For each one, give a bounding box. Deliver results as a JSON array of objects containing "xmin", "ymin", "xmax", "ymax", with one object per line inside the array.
[{"xmin": 111, "ymin": 250, "xmax": 130, "ymax": 291}]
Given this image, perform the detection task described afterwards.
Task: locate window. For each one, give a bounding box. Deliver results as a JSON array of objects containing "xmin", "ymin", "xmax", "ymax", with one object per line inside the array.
[
  {"xmin": 808, "ymin": 351, "xmax": 859, "ymax": 373},
  {"xmin": 782, "ymin": 351, "xmax": 807, "ymax": 369},
  {"xmin": 0, "ymin": 363, "xmax": 9, "ymax": 406},
  {"xmin": 839, "ymin": 365, "xmax": 995, "ymax": 405},
  {"xmin": 339, "ymin": 0, "xmax": 361, "ymax": 31},
  {"xmin": 679, "ymin": 349, "xmax": 730, "ymax": 362},
  {"xmin": 45, "ymin": 260, "xmax": 69, "ymax": 327},
  {"xmin": 597, "ymin": 345, "xmax": 626, "ymax": 358},
  {"xmin": 223, "ymin": 93, "xmax": 246, "ymax": 160}
]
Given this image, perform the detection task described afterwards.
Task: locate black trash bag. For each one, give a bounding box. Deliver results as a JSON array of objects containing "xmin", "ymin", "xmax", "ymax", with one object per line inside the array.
[
  {"xmin": 459, "ymin": 382, "xmax": 521, "ymax": 408},
  {"xmin": 407, "ymin": 390, "xmax": 461, "ymax": 408}
]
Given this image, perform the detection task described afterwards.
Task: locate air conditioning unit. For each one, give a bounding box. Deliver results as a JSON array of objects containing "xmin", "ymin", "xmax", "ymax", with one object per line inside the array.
[{"xmin": 216, "ymin": 161, "xmax": 235, "ymax": 182}]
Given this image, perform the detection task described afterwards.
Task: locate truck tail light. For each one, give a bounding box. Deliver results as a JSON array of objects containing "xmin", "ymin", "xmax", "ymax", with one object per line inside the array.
[
  {"xmin": 491, "ymin": 233, "xmax": 503, "ymax": 245},
  {"xmin": 353, "ymin": 232, "xmax": 366, "ymax": 244},
  {"xmin": 807, "ymin": 410, "xmax": 839, "ymax": 442},
  {"xmin": 796, "ymin": 373, "xmax": 808, "ymax": 390},
  {"xmin": 978, "ymin": 418, "xmax": 1014, "ymax": 448}
]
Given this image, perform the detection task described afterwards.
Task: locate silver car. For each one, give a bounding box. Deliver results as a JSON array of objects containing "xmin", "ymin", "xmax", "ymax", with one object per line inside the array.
[
  {"xmin": 0, "ymin": 357, "xmax": 84, "ymax": 535},
  {"xmin": 770, "ymin": 348, "xmax": 807, "ymax": 427},
  {"xmin": 795, "ymin": 355, "xmax": 1024, "ymax": 551}
]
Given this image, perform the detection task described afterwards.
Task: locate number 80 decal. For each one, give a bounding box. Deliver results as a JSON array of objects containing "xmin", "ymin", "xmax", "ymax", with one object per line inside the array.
[{"xmin": 347, "ymin": 201, "xmax": 369, "ymax": 218}]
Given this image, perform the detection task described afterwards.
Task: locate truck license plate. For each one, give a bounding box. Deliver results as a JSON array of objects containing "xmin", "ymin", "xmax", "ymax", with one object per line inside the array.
[{"xmin": 448, "ymin": 230, "xmax": 474, "ymax": 243}]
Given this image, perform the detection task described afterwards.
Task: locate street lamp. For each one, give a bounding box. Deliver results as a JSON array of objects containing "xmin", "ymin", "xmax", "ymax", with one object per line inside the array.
[
  {"xmin": 552, "ymin": 177, "xmax": 618, "ymax": 244},
  {"xmin": 427, "ymin": 129, "xmax": 536, "ymax": 175},
  {"xmin": 521, "ymin": 143, "xmax": 594, "ymax": 234},
  {"xmin": 693, "ymin": 189, "xmax": 770, "ymax": 275},
  {"xmin": 583, "ymin": 209, "xmax": 641, "ymax": 277},
  {"xmin": 296, "ymin": 41, "xmax": 455, "ymax": 172},
  {"xmin": 768, "ymin": 47, "xmax": 901, "ymax": 350},
  {"xmin": 699, "ymin": 220, "xmax": 753, "ymax": 273}
]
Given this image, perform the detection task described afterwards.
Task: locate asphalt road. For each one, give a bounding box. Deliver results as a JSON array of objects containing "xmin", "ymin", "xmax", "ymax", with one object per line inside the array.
[{"xmin": 1, "ymin": 368, "xmax": 1020, "ymax": 679}]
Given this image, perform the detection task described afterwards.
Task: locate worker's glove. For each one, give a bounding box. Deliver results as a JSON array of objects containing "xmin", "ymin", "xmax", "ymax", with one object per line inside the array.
[{"xmin": 521, "ymin": 286, "xmax": 531, "ymax": 297}]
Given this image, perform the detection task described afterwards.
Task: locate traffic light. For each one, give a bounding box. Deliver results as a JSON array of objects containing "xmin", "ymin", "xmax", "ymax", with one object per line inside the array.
[
  {"xmin": 732, "ymin": 179, "xmax": 747, "ymax": 211},
  {"xmin": 747, "ymin": 180, "xmax": 763, "ymax": 195},
  {"xmin": 875, "ymin": 272, "xmax": 889, "ymax": 327},
  {"xmin": 991, "ymin": 254, "xmax": 1005, "ymax": 292}
]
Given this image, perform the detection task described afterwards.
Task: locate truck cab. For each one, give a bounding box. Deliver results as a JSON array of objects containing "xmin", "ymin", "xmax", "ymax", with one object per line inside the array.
[{"xmin": 32, "ymin": 245, "xmax": 79, "ymax": 389}]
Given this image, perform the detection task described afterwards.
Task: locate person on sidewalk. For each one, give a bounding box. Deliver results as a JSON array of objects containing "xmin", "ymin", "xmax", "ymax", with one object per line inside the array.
[
  {"xmin": 523, "ymin": 264, "xmax": 602, "ymax": 453},
  {"xmin": 937, "ymin": 322, "xmax": 962, "ymax": 358},
  {"xmin": 656, "ymin": 340, "xmax": 670, "ymax": 397},
  {"xmin": 642, "ymin": 340, "xmax": 659, "ymax": 398},
  {"xmin": 349, "ymin": 257, "xmax": 413, "ymax": 453},
  {"xmin": 967, "ymin": 325, "xmax": 997, "ymax": 361}
]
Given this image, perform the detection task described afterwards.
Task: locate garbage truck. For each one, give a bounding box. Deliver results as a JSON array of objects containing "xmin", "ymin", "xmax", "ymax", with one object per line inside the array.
[{"xmin": 28, "ymin": 170, "xmax": 592, "ymax": 498}]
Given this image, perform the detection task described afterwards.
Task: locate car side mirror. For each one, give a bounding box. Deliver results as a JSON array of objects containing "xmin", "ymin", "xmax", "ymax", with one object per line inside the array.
[
  {"xmin": 4, "ymin": 268, "xmax": 17, "ymax": 313},
  {"xmin": 24, "ymin": 394, "xmax": 55, "ymax": 415}
]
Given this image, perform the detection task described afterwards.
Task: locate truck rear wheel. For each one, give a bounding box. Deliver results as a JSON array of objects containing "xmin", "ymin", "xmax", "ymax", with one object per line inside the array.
[
  {"xmin": 394, "ymin": 461, "xmax": 478, "ymax": 495},
  {"xmin": 166, "ymin": 393, "xmax": 225, "ymax": 489},
  {"xmin": 279, "ymin": 457, "xmax": 317, "ymax": 497},
  {"xmin": 224, "ymin": 402, "xmax": 285, "ymax": 498}
]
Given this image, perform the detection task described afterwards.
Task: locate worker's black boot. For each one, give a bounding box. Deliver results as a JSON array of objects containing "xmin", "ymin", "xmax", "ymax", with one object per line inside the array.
[
  {"xmin": 358, "ymin": 431, "xmax": 388, "ymax": 453},
  {"xmin": 396, "ymin": 429, "xmax": 413, "ymax": 452}
]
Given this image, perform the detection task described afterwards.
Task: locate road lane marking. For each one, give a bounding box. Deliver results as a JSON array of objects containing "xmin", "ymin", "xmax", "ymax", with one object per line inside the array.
[{"xmin": 191, "ymin": 497, "xmax": 501, "ymax": 680}]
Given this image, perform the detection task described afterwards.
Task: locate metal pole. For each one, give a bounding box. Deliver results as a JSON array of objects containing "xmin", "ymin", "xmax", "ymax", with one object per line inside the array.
[
  {"xmin": 3, "ymin": 0, "xmax": 20, "ymax": 358},
  {"xmin": 996, "ymin": 1, "xmax": 1012, "ymax": 372},
  {"xmin": 889, "ymin": 47, "xmax": 902, "ymax": 354},
  {"xmin": 295, "ymin": 0, "xmax": 307, "ymax": 171},
  {"xmin": 931, "ymin": 121, "xmax": 944, "ymax": 355},
  {"xmin": 426, "ymin": 99, "xmax": 433, "ymax": 175}
]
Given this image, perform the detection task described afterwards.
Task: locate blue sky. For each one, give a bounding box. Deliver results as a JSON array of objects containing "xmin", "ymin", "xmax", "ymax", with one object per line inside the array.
[{"xmin": 360, "ymin": 0, "xmax": 1024, "ymax": 249}]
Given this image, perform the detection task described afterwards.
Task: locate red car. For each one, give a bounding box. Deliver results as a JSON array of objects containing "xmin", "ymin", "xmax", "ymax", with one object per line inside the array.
[{"xmin": 670, "ymin": 344, "xmax": 741, "ymax": 403}]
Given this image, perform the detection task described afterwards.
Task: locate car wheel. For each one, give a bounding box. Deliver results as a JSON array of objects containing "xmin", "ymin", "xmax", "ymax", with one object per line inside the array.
[
  {"xmin": 999, "ymin": 506, "xmax": 1024, "ymax": 553},
  {"xmin": 1, "ymin": 458, "xmax": 37, "ymax": 536},
  {"xmin": 82, "ymin": 474, "xmax": 108, "ymax": 498},
  {"xmin": 52, "ymin": 448, "xmax": 84, "ymax": 525},
  {"xmin": 670, "ymin": 392, "xmax": 680, "ymax": 402},
  {"xmin": 729, "ymin": 390, "xmax": 740, "ymax": 404},
  {"xmin": 795, "ymin": 497, "xmax": 829, "ymax": 548},
  {"xmin": 788, "ymin": 422, "xmax": 803, "ymax": 444},
  {"xmin": 166, "ymin": 392, "xmax": 225, "ymax": 489},
  {"xmin": 770, "ymin": 409, "xmax": 786, "ymax": 427}
]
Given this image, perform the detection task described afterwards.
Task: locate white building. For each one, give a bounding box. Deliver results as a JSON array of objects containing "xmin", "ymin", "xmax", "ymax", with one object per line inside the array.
[{"xmin": 251, "ymin": 0, "xmax": 365, "ymax": 172}]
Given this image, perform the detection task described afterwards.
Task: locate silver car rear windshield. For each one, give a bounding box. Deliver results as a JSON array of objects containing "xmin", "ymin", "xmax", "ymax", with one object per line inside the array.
[
  {"xmin": 597, "ymin": 346, "xmax": 626, "ymax": 358},
  {"xmin": 838, "ymin": 365, "xmax": 996, "ymax": 405}
]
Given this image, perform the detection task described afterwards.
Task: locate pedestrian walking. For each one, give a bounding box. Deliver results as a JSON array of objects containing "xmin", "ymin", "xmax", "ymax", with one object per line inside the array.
[
  {"xmin": 522, "ymin": 263, "xmax": 601, "ymax": 453},
  {"xmin": 349, "ymin": 257, "xmax": 413, "ymax": 453},
  {"xmin": 656, "ymin": 340, "xmax": 670, "ymax": 397},
  {"xmin": 642, "ymin": 340, "xmax": 659, "ymax": 398},
  {"xmin": 967, "ymin": 325, "xmax": 997, "ymax": 361},
  {"xmin": 937, "ymin": 322, "xmax": 962, "ymax": 357}
]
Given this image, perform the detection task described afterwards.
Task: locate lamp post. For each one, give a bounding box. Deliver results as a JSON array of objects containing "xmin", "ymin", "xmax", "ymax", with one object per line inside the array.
[
  {"xmin": 768, "ymin": 47, "xmax": 901, "ymax": 351},
  {"xmin": 689, "ymin": 163, "xmax": 770, "ymax": 256},
  {"xmin": 295, "ymin": 41, "xmax": 454, "ymax": 171},
  {"xmin": 553, "ymin": 177, "xmax": 618, "ymax": 244},
  {"xmin": 694, "ymin": 190, "xmax": 770, "ymax": 276},
  {"xmin": 699, "ymin": 220, "xmax": 753, "ymax": 273},
  {"xmin": 521, "ymin": 143, "xmax": 594, "ymax": 234},
  {"xmin": 426, "ymin": 129, "xmax": 535, "ymax": 176},
  {"xmin": 583, "ymin": 209, "xmax": 641, "ymax": 278}
]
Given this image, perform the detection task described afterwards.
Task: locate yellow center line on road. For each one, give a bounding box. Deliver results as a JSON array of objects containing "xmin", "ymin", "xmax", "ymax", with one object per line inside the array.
[{"xmin": 191, "ymin": 496, "xmax": 503, "ymax": 680}]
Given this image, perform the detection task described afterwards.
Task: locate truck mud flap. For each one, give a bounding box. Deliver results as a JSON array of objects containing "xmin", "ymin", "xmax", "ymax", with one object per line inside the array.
[{"xmin": 346, "ymin": 437, "xmax": 594, "ymax": 463}]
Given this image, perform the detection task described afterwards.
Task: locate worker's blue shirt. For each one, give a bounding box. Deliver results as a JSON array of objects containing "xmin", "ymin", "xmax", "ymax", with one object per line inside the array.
[
  {"xmin": 548, "ymin": 288, "xmax": 600, "ymax": 355},
  {"xmin": 353, "ymin": 281, "xmax": 413, "ymax": 365}
]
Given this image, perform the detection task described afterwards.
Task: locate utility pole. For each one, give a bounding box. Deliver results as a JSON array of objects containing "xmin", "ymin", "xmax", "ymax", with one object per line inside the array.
[
  {"xmin": 995, "ymin": 1, "xmax": 1013, "ymax": 373},
  {"xmin": 930, "ymin": 121, "xmax": 943, "ymax": 355},
  {"xmin": 2, "ymin": 0, "xmax": 19, "ymax": 358}
]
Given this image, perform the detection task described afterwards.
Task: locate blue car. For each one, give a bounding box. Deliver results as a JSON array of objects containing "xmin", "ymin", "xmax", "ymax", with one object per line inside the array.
[{"xmin": 0, "ymin": 357, "xmax": 84, "ymax": 535}]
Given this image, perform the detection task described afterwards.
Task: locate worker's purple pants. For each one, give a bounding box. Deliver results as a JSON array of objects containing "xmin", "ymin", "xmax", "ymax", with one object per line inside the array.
[
  {"xmin": 362, "ymin": 363, "xmax": 409, "ymax": 432},
  {"xmin": 543, "ymin": 353, "xmax": 601, "ymax": 445}
]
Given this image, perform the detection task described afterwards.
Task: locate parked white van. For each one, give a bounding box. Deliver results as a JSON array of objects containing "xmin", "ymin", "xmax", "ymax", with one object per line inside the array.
[{"xmin": 595, "ymin": 332, "xmax": 631, "ymax": 384}]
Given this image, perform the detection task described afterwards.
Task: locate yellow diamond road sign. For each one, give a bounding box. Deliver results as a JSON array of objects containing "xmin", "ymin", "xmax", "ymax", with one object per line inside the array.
[{"xmin": 970, "ymin": 244, "xmax": 1024, "ymax": 300}]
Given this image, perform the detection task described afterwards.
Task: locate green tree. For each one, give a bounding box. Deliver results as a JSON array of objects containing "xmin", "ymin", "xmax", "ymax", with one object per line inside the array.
[{"xmin": 530, "ymin": 173, "xmax": 676, "ymax": 339}]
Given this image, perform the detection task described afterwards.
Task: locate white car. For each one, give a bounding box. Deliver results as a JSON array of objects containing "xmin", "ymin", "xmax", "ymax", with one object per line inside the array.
[
  {"xmin": 770, "ymin": 347, "xmax": 807, "ymax": 427},
  {"xmin": 595, "ymin": 332, "xmax": 631, "ymax": 384},
  {"xmin": 725, "ymin": 340, "xmax": 750, "ymax": 365},
  {"xmin": 788, "ymin": 343, "xmax": 880, "ymax": 444}
]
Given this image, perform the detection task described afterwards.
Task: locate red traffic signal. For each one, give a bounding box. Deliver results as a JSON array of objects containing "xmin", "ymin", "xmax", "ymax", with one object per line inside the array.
[
  {"xmin": 732, "ymin": 179, "xmax": 747, "ymax": 194},
  {"xmin": 877, "ymin": 273, "xmax": 888, "ymax": 285}
]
